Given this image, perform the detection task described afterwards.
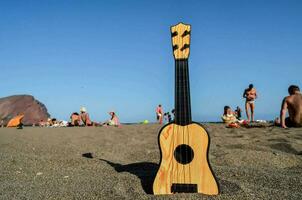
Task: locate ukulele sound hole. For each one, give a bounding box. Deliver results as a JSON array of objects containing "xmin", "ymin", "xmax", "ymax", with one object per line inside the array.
[{"xmin": 174, "ymin": 144, "xmax": 194, "ymax": 164}]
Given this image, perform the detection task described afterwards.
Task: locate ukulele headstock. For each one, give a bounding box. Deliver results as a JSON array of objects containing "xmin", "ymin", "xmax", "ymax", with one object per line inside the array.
[{"xmin": 171, "ymin": 22, "xmax": 191, "ymax": 60}]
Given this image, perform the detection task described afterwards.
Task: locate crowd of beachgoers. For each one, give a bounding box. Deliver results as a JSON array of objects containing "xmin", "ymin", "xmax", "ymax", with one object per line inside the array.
[
  {"xmin": 155, "ymin": 84, "xmax": 302, "ymax": 129},
  {"xmin": 1, "ymin": 84, "xmax": 301, "ymax": 129},
  {"xmin": 1, "ymin": 107, "xmax": 120, "ymax": 129},
  {"xmin": 39, "ymin": 107, "xmax": 120, "ymax": 128},
  {"xmin": 220, "ymin": 84, "xmax": 302, "ymax": 128}
]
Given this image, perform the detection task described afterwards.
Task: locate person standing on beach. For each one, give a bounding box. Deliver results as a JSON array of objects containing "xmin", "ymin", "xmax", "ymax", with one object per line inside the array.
[
  {"xmin": 156, "ymin": 104, "xmax": 163, "ymax": 124},
  {"xmin": 280, "ymin": 85, "xmax": 302, "ymax": 128},
  {"xmin": 243, "ymin": 84, "xmax": 257, "ymax": 122}
]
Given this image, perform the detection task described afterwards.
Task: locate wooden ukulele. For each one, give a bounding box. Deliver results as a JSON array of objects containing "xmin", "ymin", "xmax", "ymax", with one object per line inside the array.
[{"xmin": 153, "ymin": 23, "xmax": 219, "ymax": 195}]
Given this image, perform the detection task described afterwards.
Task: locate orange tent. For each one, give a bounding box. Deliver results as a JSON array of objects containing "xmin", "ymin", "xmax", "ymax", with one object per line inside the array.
[{"xmin": 7, "ymin": 114, "xmax": 24, "ymax": 127}]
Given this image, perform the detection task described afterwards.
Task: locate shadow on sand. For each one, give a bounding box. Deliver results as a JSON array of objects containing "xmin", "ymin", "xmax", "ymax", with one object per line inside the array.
[
  {"xmin": 82, "ymin": 152, "xmax": 94, "ymax": 158},
  {"xmin": 99, "ymin": 158, "xmax": 158, "ymax": 194},
  {"xmin": 82, "ymin": 154, "xmax": 241, "ymax": 195}
]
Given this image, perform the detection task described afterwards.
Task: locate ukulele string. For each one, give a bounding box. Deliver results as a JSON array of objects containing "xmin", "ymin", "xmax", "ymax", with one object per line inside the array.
[
  {"xmin": 184, "ymin": 27, "xmax": 189, "ymax": 186},
  {"xmin": 175, "ymin": 54, "xmax": 178, "ymax": 186},
  {"xmin": 172, "ymin": 31, "xmax": 176, "ymax": 189},
  {"xmin": 182, "ymin": 59, "xmax": 186, "ymax": 185},
  {"xmin": 184, "ymin": 58, "xmax": 190, "ymax": 188},
  {"xmin": 185, "ymin": 58, "xmax": 192, "ymax": 184},
  {"xmin": 185, "ymin": 28, "xmax": 192, "ymax": 186},
  {"xmin": 182, "ymin": 27, "xmax": 189, "ymax": 186},
  {"xmin": 179, "ymin": 30, "xmax": 186, "ymax": 183},
  {"xmin": 179, "ymin": 29, "xmax": 185, "ymax": 187},
  {"xmin": 176, "ymin": 49, "xmax": 182, "ymax": 186},
  {"xmin": 182, "ymin": 59, "xmax": 186, "ymax": 184},
  {"xmin": 177, "ymin": 50, "xmax": 182, "ymax": 185},
  {"xmin": 182, "ymin": 58, "xmax": 188, "ymax": 186},
  {"xmin": 174, "ymin": 34, "xmax": 179, "ymax": 186},
  {"xmin": 171, "ymin": 88, "xmax": 175, "ymax": 193}
]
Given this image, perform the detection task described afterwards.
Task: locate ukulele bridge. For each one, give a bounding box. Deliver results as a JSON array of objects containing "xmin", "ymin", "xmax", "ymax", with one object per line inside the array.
[{"xmin": 171, "ymin": 183, "xmax": 198, "ymax": 193}]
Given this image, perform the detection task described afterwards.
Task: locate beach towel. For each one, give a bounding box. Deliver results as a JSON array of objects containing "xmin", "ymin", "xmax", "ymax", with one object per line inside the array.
[
  {"xmin": 243, "ymin": 122, "xmax": 272, "ymax": 128},
  {"xmin": 7, "ymin": 115, "xmax": 24, "ymax": 127},
  {"xmin": 227, "ymin": 122, "xmax": 240, "ymax": 128}
]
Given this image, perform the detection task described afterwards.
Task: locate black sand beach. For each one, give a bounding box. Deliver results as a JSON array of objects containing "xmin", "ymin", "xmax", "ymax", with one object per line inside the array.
[{"xmin": 0, "ymin": 124, "xmax": 301, "ymax": 199}]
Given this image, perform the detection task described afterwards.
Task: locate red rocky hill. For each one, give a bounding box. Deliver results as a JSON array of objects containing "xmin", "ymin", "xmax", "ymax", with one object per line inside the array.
[{"xmin": 0, "ymin": 95, "xmax": 50, "ymax": 126}]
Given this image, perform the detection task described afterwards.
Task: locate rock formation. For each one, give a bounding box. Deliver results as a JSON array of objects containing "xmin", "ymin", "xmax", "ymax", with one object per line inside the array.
[{"xmin": 0, "ymin": 95, "xmax": 50, "ymax": 126}]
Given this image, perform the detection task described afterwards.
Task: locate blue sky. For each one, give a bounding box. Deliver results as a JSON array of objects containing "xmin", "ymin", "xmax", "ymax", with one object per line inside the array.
[{"xmin": 0, "ymin": 0, "xmax": 301, "ymax": 122}]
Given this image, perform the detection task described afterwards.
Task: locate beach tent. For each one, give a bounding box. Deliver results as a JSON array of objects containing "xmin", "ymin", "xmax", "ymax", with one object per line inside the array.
[{"xmin": 7, "ymin": 114, "xmax": 24, "ymax": 127}]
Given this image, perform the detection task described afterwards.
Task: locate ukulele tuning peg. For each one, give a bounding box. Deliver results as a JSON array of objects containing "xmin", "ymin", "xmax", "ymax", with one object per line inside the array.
[
  {"xmin": 181, "ymin": 44, "xmax": 190, "ymax": 51},
  {"xmin": 182, "ymin": 30, "xmax": 191, "ymax": 37},
  {"xmin": 171, "ymin": 31, "xmax": 178, "ymax": 37}
]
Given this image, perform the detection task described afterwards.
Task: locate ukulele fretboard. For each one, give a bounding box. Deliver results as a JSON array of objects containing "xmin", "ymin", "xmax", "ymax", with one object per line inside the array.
[{"xmin": 175, "ymin": 59, "xmax": 192, "ymax": 126}]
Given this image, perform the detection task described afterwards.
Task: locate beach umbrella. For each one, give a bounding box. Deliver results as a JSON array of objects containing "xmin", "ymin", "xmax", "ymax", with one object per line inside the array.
[{"xmin": 7, "ymin": 114, "xmax": 24, "ymax": 127}]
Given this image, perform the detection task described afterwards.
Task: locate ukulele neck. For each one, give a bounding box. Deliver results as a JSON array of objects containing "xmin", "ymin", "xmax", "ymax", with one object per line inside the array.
[{"xmin": 175, "ymin": 59, "xmax": 192, "ymax": 126}]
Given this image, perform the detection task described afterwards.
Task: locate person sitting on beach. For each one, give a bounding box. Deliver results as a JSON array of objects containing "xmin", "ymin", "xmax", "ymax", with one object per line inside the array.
[
  {"xmin": 39, "ymin": 119, "xmax": 50, "ymax": 127},
  {"xmin": 243, "ymin": 84, "xmax": 257, "ymax": 122},
  {"xmin": 222, "ymin": 106, "xmax": 238, "ymax": 124},
  {"xmin": 234, "ymin": 106, "xmax": 242, "ymax": 120},
  {"xmin": 171, "ymin": 109, "xmax": 175, "ymax": 121},
  {"xmin": 51, "ymin": 119, "xmax": 68, "ymax": 127},
  {"xmin": 222, "ymin": 106, "xmax": 239, "ymax": 127},
  {"xmin": 279, "ymin": 85, "xmax": 302, "ymax": 128},
  {"xmin": 49, "ymin": 118, "xmax": 58, "ymax": 126},
  {"xmin": 102, "ymin": 112, "xmax": 120, "ymax": 127},
  {"xmin": 70, "ymin": 112, "xmax": 81, "ymax": 126},
  {"xmin": 0, "ymin": 119, "xmax": 4, "ymax": 128},
  {"xmin": 39, "ymin": 118, "xmax": 60, "ymax": 127},
  {"xmin": 79, "ymin": 107, "xmax": 93, "ymax": 126},
  {"xmin": 164, "ymin": 112, "xmax": 172, "ymax": 123}
]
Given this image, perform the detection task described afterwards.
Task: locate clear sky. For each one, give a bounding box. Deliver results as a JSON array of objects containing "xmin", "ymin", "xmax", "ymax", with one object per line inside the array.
[{"xmin": 0, "ymin": 0, "xmax": 301, "ymax": 123}]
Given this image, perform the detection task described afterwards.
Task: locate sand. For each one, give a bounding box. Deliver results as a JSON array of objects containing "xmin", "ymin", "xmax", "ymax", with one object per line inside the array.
[{"xmin": 0, "ymin": 124, "xmax": 301, "ymax": 200}]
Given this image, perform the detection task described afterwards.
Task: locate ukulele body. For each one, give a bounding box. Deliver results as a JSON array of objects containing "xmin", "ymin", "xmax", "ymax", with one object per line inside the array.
[{"xmin": 153, "ymin": 122, "xmax": 219, "ymax": 195}]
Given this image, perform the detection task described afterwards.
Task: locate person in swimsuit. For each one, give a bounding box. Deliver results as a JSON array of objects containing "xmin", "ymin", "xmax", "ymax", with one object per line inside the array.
[
  {"xmin": 163, "ymin": 112, "xmax": 172, "ymax": 123},
  {"xmin": 171, "ymin": 109, "xmax": 175, "ymax": 121},
  {"xmin": 221, "ymin": 106, "xmax": 238, "ymax": 124},
  {"xmin": 156, "ymin": 104, "xmax": 163, "ymax": 124},
  {"xmin": 280, "ymin": 85, "xmax": 302, "ymax": 128},
  {"xmin": 243, "ymin": 84, "xmax": 257, "ymax": 122},
  {"xmin": 102, "ymin": 111, "xmax": 120, "ymax": 127},
  {"xmin": 235, "ymin": 106, "xmax": 242, "ymax": 120},
  {"xmin": 70, "ymin": 112, "xmax": 81, "ymax": 126},
  {"xmin": 79, "ymin": 107, "xmax": 93, "ymax": 126}
]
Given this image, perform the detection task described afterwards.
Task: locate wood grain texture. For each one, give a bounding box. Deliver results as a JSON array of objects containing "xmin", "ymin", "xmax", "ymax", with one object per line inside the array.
[
  {"xmin": 171, "ymin": 22, "xmax": 191, "ymax": 60},
  {"xmin": 153, "ymin": 123, "xmax": 219, "ymax": 195}
]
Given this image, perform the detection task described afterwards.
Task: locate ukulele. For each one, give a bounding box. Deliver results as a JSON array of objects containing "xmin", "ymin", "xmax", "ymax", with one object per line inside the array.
[{"xmin": 153, "ymin": 23, "xmax": 219, "ymax": 195}]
